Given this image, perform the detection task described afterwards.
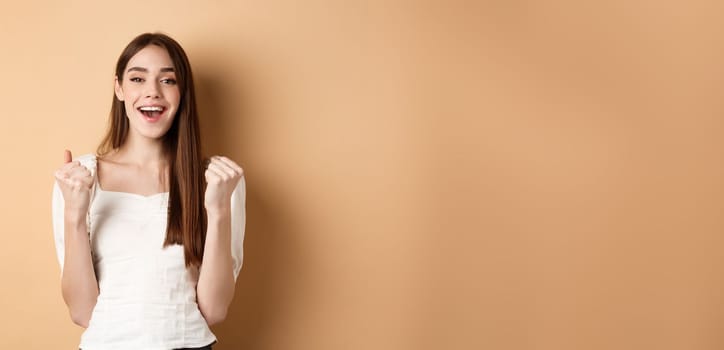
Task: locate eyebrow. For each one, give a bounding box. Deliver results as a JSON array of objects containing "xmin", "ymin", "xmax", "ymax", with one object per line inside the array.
[{"xmin": 126, "ymin": 67, "xmax": 175, "ymax": 73}]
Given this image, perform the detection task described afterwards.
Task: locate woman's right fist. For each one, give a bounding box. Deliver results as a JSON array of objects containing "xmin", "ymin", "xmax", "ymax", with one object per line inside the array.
[{"xmin": 54, "ymin": 149, "xmax": 93, "ymax": 216}]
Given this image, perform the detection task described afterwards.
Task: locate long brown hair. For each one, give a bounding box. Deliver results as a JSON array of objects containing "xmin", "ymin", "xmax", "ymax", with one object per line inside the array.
[{"xmin": 97, "ymin": 32, "xmax": 206, "ymax": 268}]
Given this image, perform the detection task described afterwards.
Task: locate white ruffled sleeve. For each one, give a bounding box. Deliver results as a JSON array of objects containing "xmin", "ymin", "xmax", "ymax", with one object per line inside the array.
[
  {"xmin": 230, "ymin": 176, "xmax": 247, "ymax": 281},
  {"xmin": 52, "ymin": 180, "xmax": 66, "ymax": 275}
]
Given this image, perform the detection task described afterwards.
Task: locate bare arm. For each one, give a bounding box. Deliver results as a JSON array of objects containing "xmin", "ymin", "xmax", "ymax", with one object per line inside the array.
[
  {"xmin": 196, "ymin": 208, "xmax": 235, "ymax": 326},
  {"xmin": 196, "ymin": 155, "xmax": 244, "ymax": 325},
  {"xmin": 53, "ymin": 150, "xmax": 99, "ymax": 328},
  {"xmin": 61, "ymin": 211, "xmax": 99, "ymax": 328}
]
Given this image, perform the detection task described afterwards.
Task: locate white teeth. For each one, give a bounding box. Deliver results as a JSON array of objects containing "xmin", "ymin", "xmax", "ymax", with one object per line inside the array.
[{"xmin": 139, "ymin": 106, "xmax": 164, "ymax": 111}]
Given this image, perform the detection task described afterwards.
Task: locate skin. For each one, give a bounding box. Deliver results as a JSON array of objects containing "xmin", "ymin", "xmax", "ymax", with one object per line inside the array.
[{"xmin": 53, "ymin": 45, "xmax": 243, "ymax": 328}]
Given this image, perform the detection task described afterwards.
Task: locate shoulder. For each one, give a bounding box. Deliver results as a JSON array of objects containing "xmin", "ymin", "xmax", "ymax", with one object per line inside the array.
[
  {"xmin": 233, "ymin": 175, "xmax": 246, "ymax": 194},
  {"xmin": 75, "ymin": 153, "xmax": 98, "ymax": 175},
  {"xmin": 231, "ymin": 176, "xmax": 246, "ymax": 201}
]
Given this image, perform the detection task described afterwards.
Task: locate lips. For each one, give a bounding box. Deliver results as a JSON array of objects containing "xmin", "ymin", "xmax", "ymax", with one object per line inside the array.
[{"xmin": 137, "ymin": 105, "xmax": 166, "ymax": 122}]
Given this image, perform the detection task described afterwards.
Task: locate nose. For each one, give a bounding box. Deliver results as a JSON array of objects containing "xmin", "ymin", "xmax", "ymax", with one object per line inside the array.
[{"xmin": 145, "ymin": 81, "xmax": 161, "ymax": 98}]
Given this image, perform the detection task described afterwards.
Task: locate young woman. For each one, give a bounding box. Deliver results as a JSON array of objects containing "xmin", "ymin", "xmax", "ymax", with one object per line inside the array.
[{"xmin": 52, "ymin": 33, "xmax": 245, "ymax": 349}]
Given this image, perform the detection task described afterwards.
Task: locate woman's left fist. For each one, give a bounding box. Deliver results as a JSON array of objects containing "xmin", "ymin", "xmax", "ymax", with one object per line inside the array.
[{"xmin": 204, "ymin": 155, "xmax": 244, "ymax": 213}]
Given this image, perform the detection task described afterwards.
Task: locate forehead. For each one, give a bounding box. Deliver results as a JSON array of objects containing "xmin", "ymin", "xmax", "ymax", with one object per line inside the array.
[{"xmin": 126, "ymin": 45, "xmax": 174, "ymax": 71}]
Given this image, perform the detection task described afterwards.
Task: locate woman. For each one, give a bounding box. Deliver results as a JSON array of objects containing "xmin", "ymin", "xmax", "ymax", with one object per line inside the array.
[{"xmin": 52, "ymin": 32, "xmax": 245, "ymax": 349}]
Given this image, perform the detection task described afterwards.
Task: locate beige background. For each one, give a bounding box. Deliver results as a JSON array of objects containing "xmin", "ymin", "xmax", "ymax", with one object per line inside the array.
[{"xmin": 0, "ymin": 0, "xmax": 723, "ymax": 349}]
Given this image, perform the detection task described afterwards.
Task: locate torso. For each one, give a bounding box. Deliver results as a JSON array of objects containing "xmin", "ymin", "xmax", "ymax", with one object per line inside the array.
[{"xmin": 82, "ymin": 153, "xmax": 215, "ymax": 348}]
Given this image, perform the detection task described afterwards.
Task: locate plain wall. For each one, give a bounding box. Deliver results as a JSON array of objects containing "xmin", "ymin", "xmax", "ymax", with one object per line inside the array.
[{"xmin": 1, "ymin": 0, "xmax": 723, "ymax": 349}]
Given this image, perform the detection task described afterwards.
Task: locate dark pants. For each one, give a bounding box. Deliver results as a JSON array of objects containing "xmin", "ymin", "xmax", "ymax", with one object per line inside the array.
[
  {"xmin": 175, "ymin": 344, "xmax": 213, "ymax": 350},
  {"xmin": 81, "ymin": 341, "xmax": 214, "ymax": 350},
  {"xmin": 175, "ymin": 344, "xmax": 214, "ymax": 350}
]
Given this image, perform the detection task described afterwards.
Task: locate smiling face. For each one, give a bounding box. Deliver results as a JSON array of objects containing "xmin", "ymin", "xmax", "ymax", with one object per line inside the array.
[{"xmin": 114, "ymin": 44, "xmax": 180, "ymax": 141}]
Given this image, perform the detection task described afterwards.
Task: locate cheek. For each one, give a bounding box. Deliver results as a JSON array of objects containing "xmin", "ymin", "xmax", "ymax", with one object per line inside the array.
[
  {"xmin": 169, "ymin": 94, "xmax": 181, "ymax": 110},
  {"xmin": 170, "ymin": 88, "xmax": 181, "ymax": 103},
  {"xmin": 124, "ymin": 101, "xmax": 135, "ymax": 114}
]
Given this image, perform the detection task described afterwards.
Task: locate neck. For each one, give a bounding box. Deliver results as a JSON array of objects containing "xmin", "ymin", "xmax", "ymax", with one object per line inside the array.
[{"xmin": 115, "ymin": 133, "xmax": 168, "ymax": 167}]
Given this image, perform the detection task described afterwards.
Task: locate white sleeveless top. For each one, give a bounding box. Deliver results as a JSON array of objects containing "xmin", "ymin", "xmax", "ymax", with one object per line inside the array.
[{"xmin": 51, "ymin": 154, "xmax": 246, "ymax": 349}]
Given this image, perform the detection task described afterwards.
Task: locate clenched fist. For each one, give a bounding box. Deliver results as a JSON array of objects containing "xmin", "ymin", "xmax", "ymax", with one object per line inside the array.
[
  {"xmin": 54, "ymin": 150, "xmax": 93, "ymax": 217},
  {"xmin": 204, "ymin": 155, "xmax": 244, "ymax": 214}
]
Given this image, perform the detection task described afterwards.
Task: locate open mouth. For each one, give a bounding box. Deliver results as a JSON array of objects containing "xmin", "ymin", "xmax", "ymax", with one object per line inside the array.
[{"xmin": 137, "ymin": 105, "xmax": 166, "ymax": 120}]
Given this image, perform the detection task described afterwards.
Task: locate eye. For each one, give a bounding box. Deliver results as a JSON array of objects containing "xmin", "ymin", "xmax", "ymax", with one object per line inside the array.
[
  {"xmin": 129, "ymin": 77, "xmax": 144, "ymax": 83},
  {"xmin": 161, "ymin": 78, "xmax": 177, "ymax": 85}
]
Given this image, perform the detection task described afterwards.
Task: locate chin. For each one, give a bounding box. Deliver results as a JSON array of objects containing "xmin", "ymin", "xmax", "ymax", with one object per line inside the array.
[{"xmin": 144, "ymin": 129, "xmax": 172, "ymax": 140}]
